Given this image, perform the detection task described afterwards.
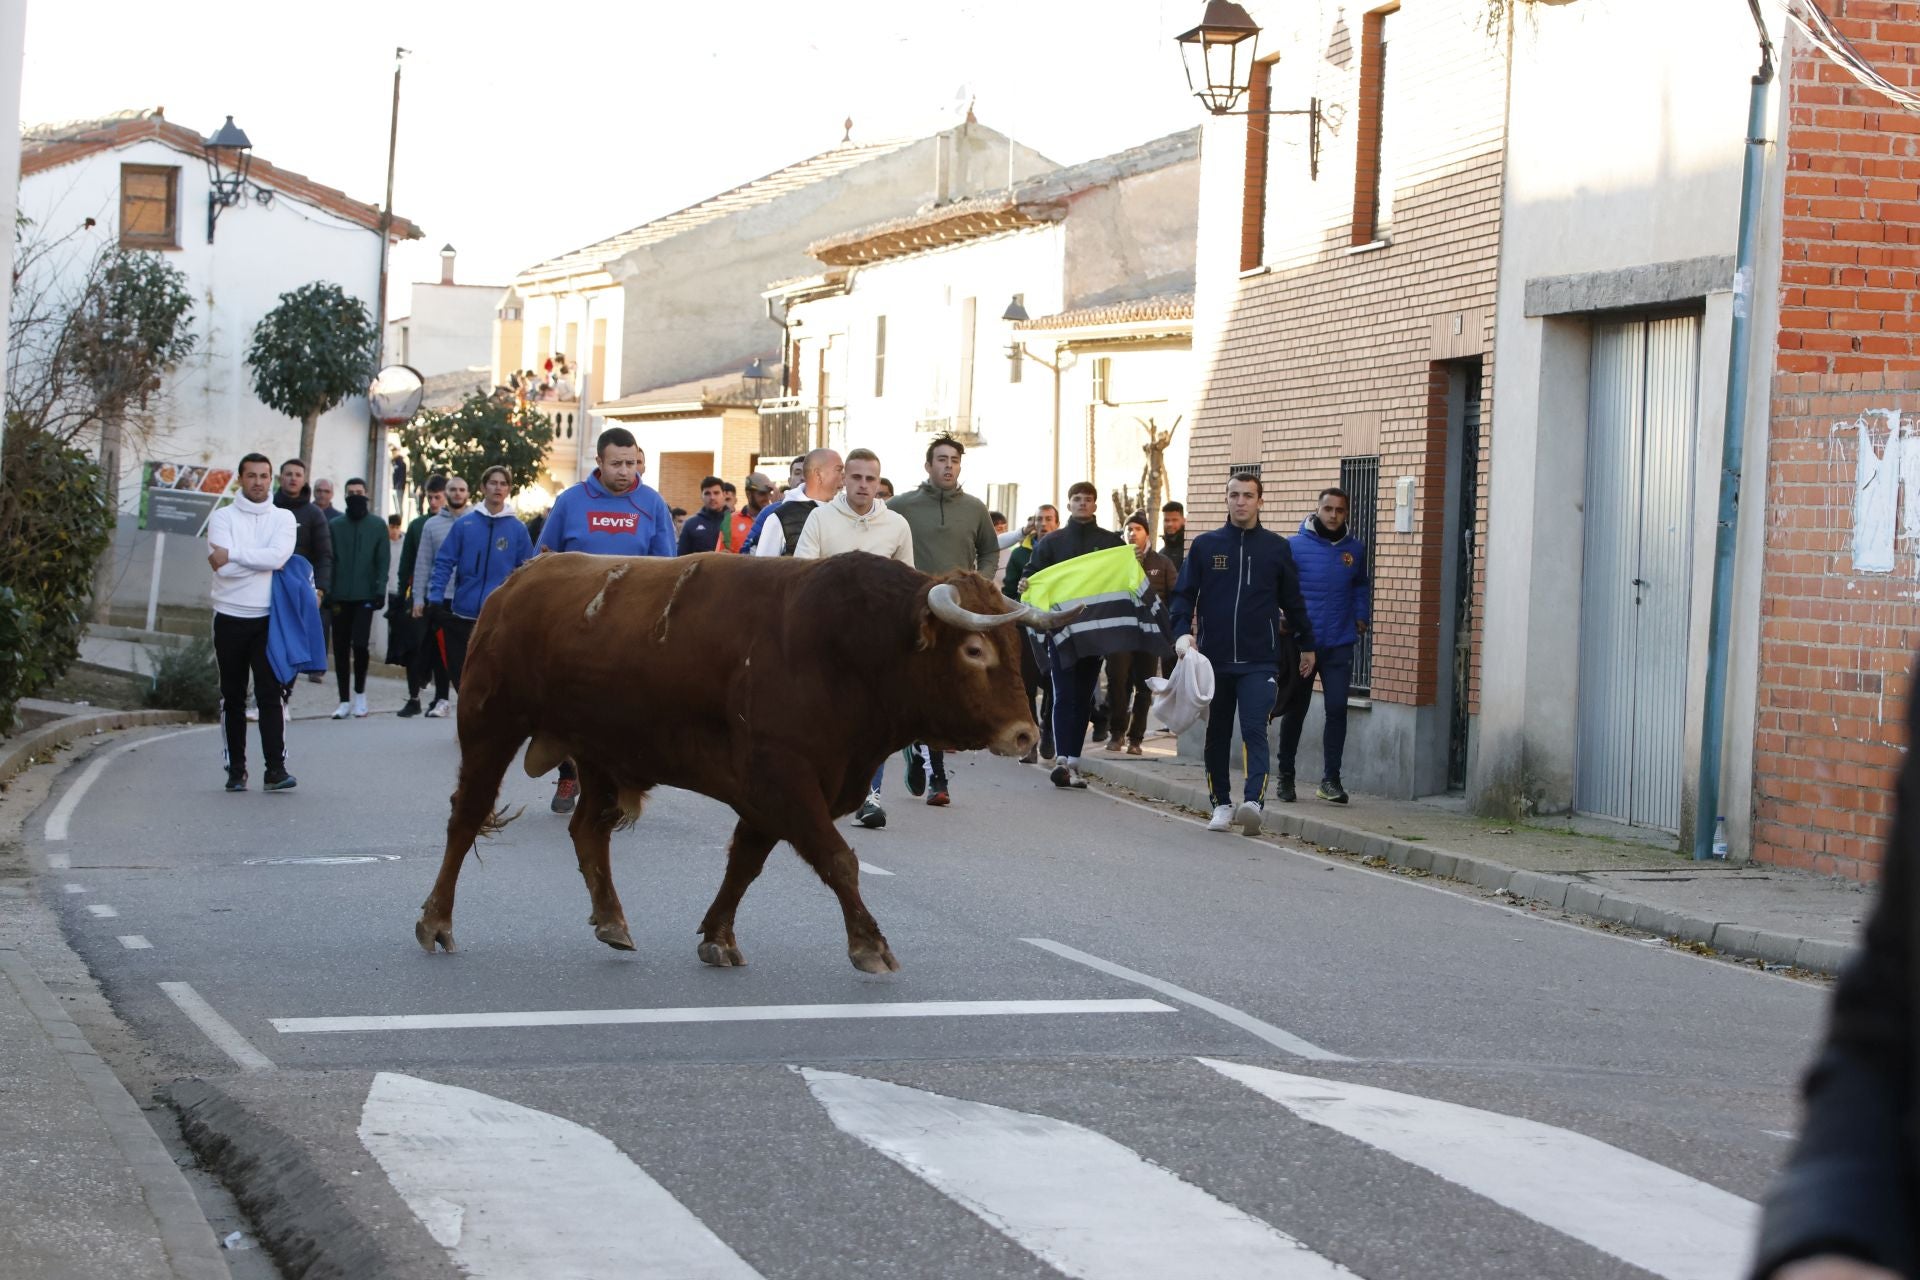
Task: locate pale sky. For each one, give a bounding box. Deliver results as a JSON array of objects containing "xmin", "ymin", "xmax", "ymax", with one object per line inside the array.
[{"xmin": 23, "ymin": 0, "xmax": 1204, "ymax": 310}]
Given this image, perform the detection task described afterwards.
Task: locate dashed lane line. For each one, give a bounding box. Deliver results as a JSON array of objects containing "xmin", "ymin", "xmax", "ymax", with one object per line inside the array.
[
  {"xmin": 86, "ymin": 904, "xmax": 118, "ymax": 918},
  {"xmin": 116, "ymin": 935, "xmax": 153, "ymax": 950},
  {"xmin": 1022, "ymin": 937, "xmax": 1350, "ymax": 1062},
  {"xmin": 158, "ymin": 981, "xmax": 274, "ymax": 1072},
  {"xmin": 62, "ymin": 883, "xmax": 84, "ymax": 894},
  {"xmin": 274, "ymin": 997, "xmax": 1176, "ymax": 1035}
]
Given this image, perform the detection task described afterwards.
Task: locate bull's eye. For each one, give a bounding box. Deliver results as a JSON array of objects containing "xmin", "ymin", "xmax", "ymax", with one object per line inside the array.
[{"xmin": 964, "ymin": 641, "xmax": 985, "ymax": 660}]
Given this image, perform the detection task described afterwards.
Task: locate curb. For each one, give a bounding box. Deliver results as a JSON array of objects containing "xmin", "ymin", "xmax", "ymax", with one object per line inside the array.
[
  {"xmin": 0, "ymin": 949, "xmax": 228, "ymax": 1280},
  {"xmin": 0, "ymin": 708, "xmax": 197, "ymax": 789},
  {"xmin": 1080, "ymin": 756, "xmax": 1856, "ymax": 977},
  {"xmin": 168, "ymin": 1078, "xmax": 447, "ymax": 1280}
]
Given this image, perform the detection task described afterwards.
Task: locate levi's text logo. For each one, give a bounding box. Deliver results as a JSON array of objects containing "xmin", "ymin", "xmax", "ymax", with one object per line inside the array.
[{"xmin": 589, "ymin": 511, "xmax": 639, "ymax": 534}]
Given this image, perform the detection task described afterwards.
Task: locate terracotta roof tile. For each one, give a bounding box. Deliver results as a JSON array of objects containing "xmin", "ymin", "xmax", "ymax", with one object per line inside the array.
[{"xmin": 1014, "ymin": 291, "xmax": 1195, "ymax": 332}]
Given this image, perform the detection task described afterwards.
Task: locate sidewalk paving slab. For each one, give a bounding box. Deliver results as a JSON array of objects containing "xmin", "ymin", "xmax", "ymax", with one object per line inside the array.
[{"xmin": 1077, "ymin": 744, "xmax": 1871, "ymax": 977}]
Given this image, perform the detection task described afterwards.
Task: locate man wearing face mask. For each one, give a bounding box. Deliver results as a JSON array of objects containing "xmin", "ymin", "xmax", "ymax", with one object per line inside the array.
[{"xmin": 325, "ymin": 478, "xmax": 390, "ymax": 720}]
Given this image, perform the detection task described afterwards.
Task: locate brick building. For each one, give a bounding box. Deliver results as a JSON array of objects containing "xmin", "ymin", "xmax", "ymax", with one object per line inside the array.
[
  {"xmin": 1751, "ymin": 0, "xmax": 1920, "ymax": 878},
  {"xmin": 1188, "ymin": 0, "xmax": 1506, "ymax": 797}
]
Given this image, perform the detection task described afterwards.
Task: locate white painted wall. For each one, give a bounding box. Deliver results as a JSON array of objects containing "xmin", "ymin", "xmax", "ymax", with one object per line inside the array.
[
  {"xmin": 0, "ymin": 0, "xmax": 26, "ymax": 443},
  {"xmin": 19, "ymin": 135, "xmax": 393, "ymax": 500},
  {"xmin": 1475, "ymin": 0, "xmax": 1787, "ymax": 849},
  {"xmin": 386, "ymin": 281, "xmax": 500, "ymax": 378}
]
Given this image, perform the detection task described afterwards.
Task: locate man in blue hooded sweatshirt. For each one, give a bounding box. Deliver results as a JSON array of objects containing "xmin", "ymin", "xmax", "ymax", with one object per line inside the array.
[
  {"xmin": 532, "ymin": 426, "xmax": 675, "ymax": 811},
  {"xmin": 1278, "ymin": 486, "xmax": 1371, "ymax": 806},
  {"xmin": 427, "ymin": 464, "xmax": 534, "ymax": 691}
]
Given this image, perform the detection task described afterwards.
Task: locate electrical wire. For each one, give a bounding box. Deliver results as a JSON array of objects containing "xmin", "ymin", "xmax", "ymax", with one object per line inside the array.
[{"xmin": 1780, "ymin": 0, "xmax": 1920, "ymax": 113}]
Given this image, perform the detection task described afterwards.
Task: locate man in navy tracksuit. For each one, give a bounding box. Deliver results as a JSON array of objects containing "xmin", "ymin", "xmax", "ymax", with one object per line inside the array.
[
  {"xmin": 1279, "ymin": 486, "xmax": 1371, "ymax": 805},
  {"xmin": 426, "ymin": 464, "xmax": 535, "ymax": 691},
  {"xmin": 1168, "ymin": 474, "xmax": 1316, "ymax": 836}
]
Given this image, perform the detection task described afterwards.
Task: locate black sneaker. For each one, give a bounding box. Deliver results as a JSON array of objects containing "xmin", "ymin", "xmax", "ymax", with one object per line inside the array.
[
  {"xmin": 1090, "ymin": 724, "xmax": 1108, "ymax": 744},
  {"xmin": 1040, "ymin": 727, "xmax": 1055, "ymax": 761},
  {"xmin": 263, "ymin": 768, "xmax": 297, "ymax": 792},
  {"xmin": 1317, "ymin": 778, "xmax": 1349, "ymax": 804},
  {"xmin": 224, "ymin": 769, "xmax": 247, "ymax": 792},
  {"xmin": 854, "ymin": 793, "xmax": 886, "ymax": 829},
  {"xmin": 903, "ymin": 747, "xmax": 927, "ymax": 797},
  {"xmin": 1050, "ymin": 764, "xmax": 1072, "ymax": 788},
  {"xmin": 396, "ymin": 698, "xmax": 422, "ymax": 719},
  {"xmin": 1277, "ymin": 774, "xmax": 1297, "ymax": 804}
]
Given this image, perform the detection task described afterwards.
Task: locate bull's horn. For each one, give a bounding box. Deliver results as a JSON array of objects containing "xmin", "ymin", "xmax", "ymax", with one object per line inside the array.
[
  {"xmin": 927, "ymin": 582, "xmax": 1027, "ymax": 632},
  {"xmin": 1019, "ymin": 601, "xmax": 1084, "ymax": 632}
]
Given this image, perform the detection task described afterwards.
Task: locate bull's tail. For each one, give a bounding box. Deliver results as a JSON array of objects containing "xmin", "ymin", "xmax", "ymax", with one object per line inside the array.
[{"xmin": 479, "ymin": 805, "xmax": 524, "ymax": 840}]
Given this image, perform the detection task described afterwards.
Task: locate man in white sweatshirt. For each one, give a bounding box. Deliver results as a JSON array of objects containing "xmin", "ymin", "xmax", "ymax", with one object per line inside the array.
[
  {"xmin": 793, "ymin": 447, "xmax": 914, "ymax": 828},
  {"xmin": 207, "ymin": 453, "xmax": 298, "ymax": 792}
]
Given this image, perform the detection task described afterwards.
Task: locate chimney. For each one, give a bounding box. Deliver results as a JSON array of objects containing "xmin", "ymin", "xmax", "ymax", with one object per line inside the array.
[{"xmin": 439, "ymin": 243, "xmax": 456, "ymax": 286}]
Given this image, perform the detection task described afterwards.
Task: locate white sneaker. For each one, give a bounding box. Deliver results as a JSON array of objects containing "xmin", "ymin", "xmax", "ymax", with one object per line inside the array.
[
  {"xmin": 1207, "ymin": 805, "xmax": 1234, "ymax": 832},
  {"xmin": 424, "ymin": 699, "xmax": 450, "ymax": 719},
  {"xmin": 331, "ymin": 701, "xmax": 351, "ymax": 720},
  {"xmin": 1234, "ymin": 800, "xmax": 1264, "ymax": 836},
  {"xmin": 245, "ymin": 705, "xmax": 260, "ymax": 723},
  {"xmin": 351, "ymin": 693, "xmax": 369, "ymax": 718}
]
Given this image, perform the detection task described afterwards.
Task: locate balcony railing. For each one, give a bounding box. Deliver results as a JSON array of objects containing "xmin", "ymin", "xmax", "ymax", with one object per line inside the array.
[
  {"xmin": 531, "ymin": 400, "xmax": 581, "ymax": 487},
  {"xmin": 914, "ymin": 412, "xmax": 985, "ymax": 447},
  {"xmin": 757, "ymin": 396, "xmax": 845, "ymax": 457}
]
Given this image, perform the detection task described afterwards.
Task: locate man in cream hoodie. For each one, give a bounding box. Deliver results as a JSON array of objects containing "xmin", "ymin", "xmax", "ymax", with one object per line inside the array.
[
  {"xmin": 207, "ymin": 452, "xmax": 299, "ymax": 792},
  {"xmin": 793, "ymin": 448, "xmax": 913, "ymax": 828}
]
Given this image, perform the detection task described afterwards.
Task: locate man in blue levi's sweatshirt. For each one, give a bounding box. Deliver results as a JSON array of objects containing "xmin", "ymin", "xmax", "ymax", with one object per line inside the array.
[
  {"xmin": 532, "ymin": 427, "xmax": 674, "ymax": 812},
  {"xmin": 1278, "ymin": 486, "xmax": 1371, "ymax": 807},
  {"xmin": 427, "ymin": 464, "xmax": 534, "ymax": 691},
  {"xmin": 1168, "ymin": 474, "xmax": 1316, "ymax": 837}
]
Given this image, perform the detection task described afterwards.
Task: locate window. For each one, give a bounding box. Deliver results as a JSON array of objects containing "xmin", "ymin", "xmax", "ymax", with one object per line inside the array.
[
  {"xmin": 1352, "ymin": 7, "xmax": 1396, "ymax": 245},
  {"xmin": 874, "ymin": 315, "xmax": 888, "ymax": 397},
  {"xmin": 120, "ymin": 164, "xmax": 179, "ymax": 248},
  {"xmin": 1092, "ymin": 357, "xmax": 1113, "ymax": 405},
  {"xmin": 1241, "ymin": 60, "xmax": 1273, "ymax": 271},
  {"xmin": 1340, "ymin": 454, "xmax": 1380, "ymax": 694},
  {"xmin": 987, "ymin": 484, "xmax": 1019, "ymax": 527}
]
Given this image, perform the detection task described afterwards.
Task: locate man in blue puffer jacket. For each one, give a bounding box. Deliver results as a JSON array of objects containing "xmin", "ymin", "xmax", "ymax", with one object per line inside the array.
[
  {"xmin": 426, "ymin": 465, "xmax": 535, "ymax": 691},
  {"xmin": 1168, "ymin": 474, "xmax": 1317, "ymax": 836},
  {"xmin": 1279, "ymin": 486, "xmax": 1371, "ymax": 805}
]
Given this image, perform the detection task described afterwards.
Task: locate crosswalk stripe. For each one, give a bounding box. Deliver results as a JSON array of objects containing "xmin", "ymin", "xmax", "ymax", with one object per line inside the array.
[
  {"xmin": 359, "ymin": 1072, "xmax": 763, "ymax": 1280},
  {"xmin": 798, "ymin": 1067, "xmax": 1358, "ymax": 1279},
  {"xmin": 1197, "ymin": 1058, "xmax": 1758, "ymax": 1280}
]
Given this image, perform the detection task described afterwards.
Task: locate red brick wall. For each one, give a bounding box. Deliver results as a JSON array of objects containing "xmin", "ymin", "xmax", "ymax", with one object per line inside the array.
[{"xmin": 1755, "ymin": 2, "xmax": 1920, "ymax": 878}]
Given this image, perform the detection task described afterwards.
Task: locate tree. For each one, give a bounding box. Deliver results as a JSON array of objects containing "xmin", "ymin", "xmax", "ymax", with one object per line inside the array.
[
  {"xmin": 396, "ymin": 391, "xmax": 554, "ymax": 496},
  {"xmin": 245, "ymin": 281, "xmax": 378, "ymax": 468},
  {"xmin": 1108, "ymin": 415, "xmax": 1182, "ymax": 540}
]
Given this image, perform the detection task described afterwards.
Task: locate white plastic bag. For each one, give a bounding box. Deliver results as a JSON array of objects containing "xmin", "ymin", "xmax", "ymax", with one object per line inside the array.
[{"xmin": 1147, "ymin": 643, "xmax": 1215, "ymax": 736}]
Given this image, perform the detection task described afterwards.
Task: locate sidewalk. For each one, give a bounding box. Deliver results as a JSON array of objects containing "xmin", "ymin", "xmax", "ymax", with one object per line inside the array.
[
  {"xmin": 1078, "ymin": 741, "xmax": 1873, "ymax": 976},
  {"xmin": 79, "ymin": 633, "xmax": 415, "ymax": 717},
  {"xmin": 0, "ymin": 732, "xmax": 228, "ymax": 1280}
]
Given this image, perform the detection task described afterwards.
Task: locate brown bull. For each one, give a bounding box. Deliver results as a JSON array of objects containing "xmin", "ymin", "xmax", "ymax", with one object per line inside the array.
[{"xmin": 414, "ymin": 551, "xmax": 1071, "ymax": 973}]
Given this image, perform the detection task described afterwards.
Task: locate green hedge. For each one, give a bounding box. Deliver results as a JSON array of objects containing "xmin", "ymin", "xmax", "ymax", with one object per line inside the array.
[{"xmin": 0, "ymin": 422, "xmax": 116, "ymax": 729}]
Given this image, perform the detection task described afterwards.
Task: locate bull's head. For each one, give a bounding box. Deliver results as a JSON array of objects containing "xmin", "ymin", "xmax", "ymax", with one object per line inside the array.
[{"xmin": 915, "ymin": 574, "xmax": 1079, "ymax": 758}]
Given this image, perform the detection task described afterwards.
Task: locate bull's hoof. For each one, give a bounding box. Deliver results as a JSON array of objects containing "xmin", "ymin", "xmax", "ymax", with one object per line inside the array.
[
  {"xmin": 849, "ymin": 941, "xmax": 900, "ymax": 974},
  {"xmin": 415, "ymin": 917, "xmax": 455, "ymax": 954},
  {"xmin": 594, "ymin": 920, "xmax": 636, "ymax": 951},
  {"xmin": 697, "ymin": 939, "xmax": 746, "ymax": 967}
]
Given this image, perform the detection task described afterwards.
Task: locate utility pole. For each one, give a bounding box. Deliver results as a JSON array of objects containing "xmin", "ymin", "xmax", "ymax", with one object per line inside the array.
[{"xmin": 369, "ymin": 46, "xmax": 409, "ymax": 502}]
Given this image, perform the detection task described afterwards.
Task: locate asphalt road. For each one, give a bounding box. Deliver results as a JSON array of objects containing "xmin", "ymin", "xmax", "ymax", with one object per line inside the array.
[{"xmin": 33, "ymin": 711, "xmax": 1827, "ymax": 1280}]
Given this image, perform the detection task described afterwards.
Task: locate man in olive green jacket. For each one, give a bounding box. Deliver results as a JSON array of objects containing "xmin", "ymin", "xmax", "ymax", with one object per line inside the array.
[{"xmin": 326, "ymin": 478, "xmax": 390, "ymax": 719}]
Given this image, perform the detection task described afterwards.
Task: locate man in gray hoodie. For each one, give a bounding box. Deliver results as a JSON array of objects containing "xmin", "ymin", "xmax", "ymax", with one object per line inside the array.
[
  {"xmin": 887, "ymin": 435, "xmax": 999, "ymax": 806},
  {"xmin": 409, "ymin": 475, "xmax": 468, "ymax": 718}
]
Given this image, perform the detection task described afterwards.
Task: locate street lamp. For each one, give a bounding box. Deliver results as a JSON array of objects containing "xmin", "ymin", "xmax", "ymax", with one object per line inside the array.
[
  {"xmin": 203, "ymin": 115, "xmax": 271, "ymax": 242},
  {"xmin": 1174, "ymin": 2, "xmax": 1323, "ymax": 179},
  {"xmin": 743, "ymin": 357, "xmax": 770, "ymax": 401}
]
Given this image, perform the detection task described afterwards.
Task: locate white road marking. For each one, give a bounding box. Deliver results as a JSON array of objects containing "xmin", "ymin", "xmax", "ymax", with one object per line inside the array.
[
  {"xmin": 62, "ymin": 883, "xmax": 84, "ymax": 894},
  {"xmin": 44, "ymin": 727, "xmax": 212, "ymax": 841},
  {"xmin": 858, "ymin": 861, "xmax": 894, "ymax": 876},
  {"xmin": 1023, "ymin": 938, "xmax": 1349, "ymax": 1062},
  {"xmin": 1199, "ymin": 1058, "xmax": 1758, "ymax": 1280},
  {"xmin": 86, "ymin": 904, "xmax": 118, "ymax": 918},
  {"xmin": 275, "ymin": 997, "xmax": 1175, "ymax": 1035},
  {"xmin": 47, "ymin": 853, "xmax": 69, "ymax": 869},
  {"xmin": 158, "ymin": 982, "xmax": 274, "ymax": 1072},
  {"xmin": 1762, "ymin": 1129, "xmax": 1794, "ymax": 1140},
  {"xmin": 799, "ymin": 1067, "xmax": 1357, "ymax": 1279},
  {"xmin": 117, "ymin": 935, "xmax": 153, "ymax": 950},
  {"xmin": 359, "ymin": 1072, "xmax": 763, "ymax": 1279}
]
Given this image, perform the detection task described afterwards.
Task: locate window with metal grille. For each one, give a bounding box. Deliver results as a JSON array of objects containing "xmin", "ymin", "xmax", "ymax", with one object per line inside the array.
[{"xmin": 1339, "ymin": 455, "xmax": 1379, "ymax": 694}]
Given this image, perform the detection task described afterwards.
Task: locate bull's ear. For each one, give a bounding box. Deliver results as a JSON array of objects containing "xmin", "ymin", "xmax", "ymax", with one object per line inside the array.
[{"xmin": 915, "ymin": 603, "xmax": 937, "ymax": 651}]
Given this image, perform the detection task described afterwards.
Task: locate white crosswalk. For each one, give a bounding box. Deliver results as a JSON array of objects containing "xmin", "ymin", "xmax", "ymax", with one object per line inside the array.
[{"xmin": 356, "ymin": 1064, "xmax": 1761, "ymax": 1280}]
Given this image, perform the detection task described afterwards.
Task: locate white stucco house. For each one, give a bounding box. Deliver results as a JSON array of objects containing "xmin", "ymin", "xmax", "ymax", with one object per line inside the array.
[
  {"xmin": 17, "ymin": 107, "xmax": 420, "ymax": 624},
  {"xmin": 765, "ymin": 128, "xmax": 1200, "ymax": 524},
  {"xmin": 500, "ymin": 120, "xmax": 1056, "ymax": 502},
  {"xmin": 384, "ymin": 244, "xmax": 502, "ymax": 384}
]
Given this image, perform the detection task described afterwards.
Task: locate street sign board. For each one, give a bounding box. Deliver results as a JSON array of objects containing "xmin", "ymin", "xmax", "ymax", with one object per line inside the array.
[{"xmin": 138, "ymin": 461, "xmax": 235, "ymax": 536}]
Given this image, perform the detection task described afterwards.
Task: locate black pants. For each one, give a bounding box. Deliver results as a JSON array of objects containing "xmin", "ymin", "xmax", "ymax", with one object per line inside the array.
[
  {"xmin": 1278, "ymin": 642, "xmax": 1356, "ymax": 783},
  {"xmin": 213, "ymin": 613, "xmax": 284, "ymax": 775},
  {"xmin": 408, "ymin": 613, "xmax": 450, "ymax": 703},
  {"xmin": 1019, "ymin": 637, "xmax": 1054, "ymax": 749},
  {"xmin": 330, "ymin": 601, "xmax": 374, "ymax": 700},
  {"xmin": 442, "ymin": 614, "xmax": 477, "ymax": 691},
  {"xmin": 1104, "ymin": 651, "xmax": 1154, "ymax": 746},
  {"xmin": 1049, "ymin": 652, "xmax": 1105, "ymax": 761}
]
